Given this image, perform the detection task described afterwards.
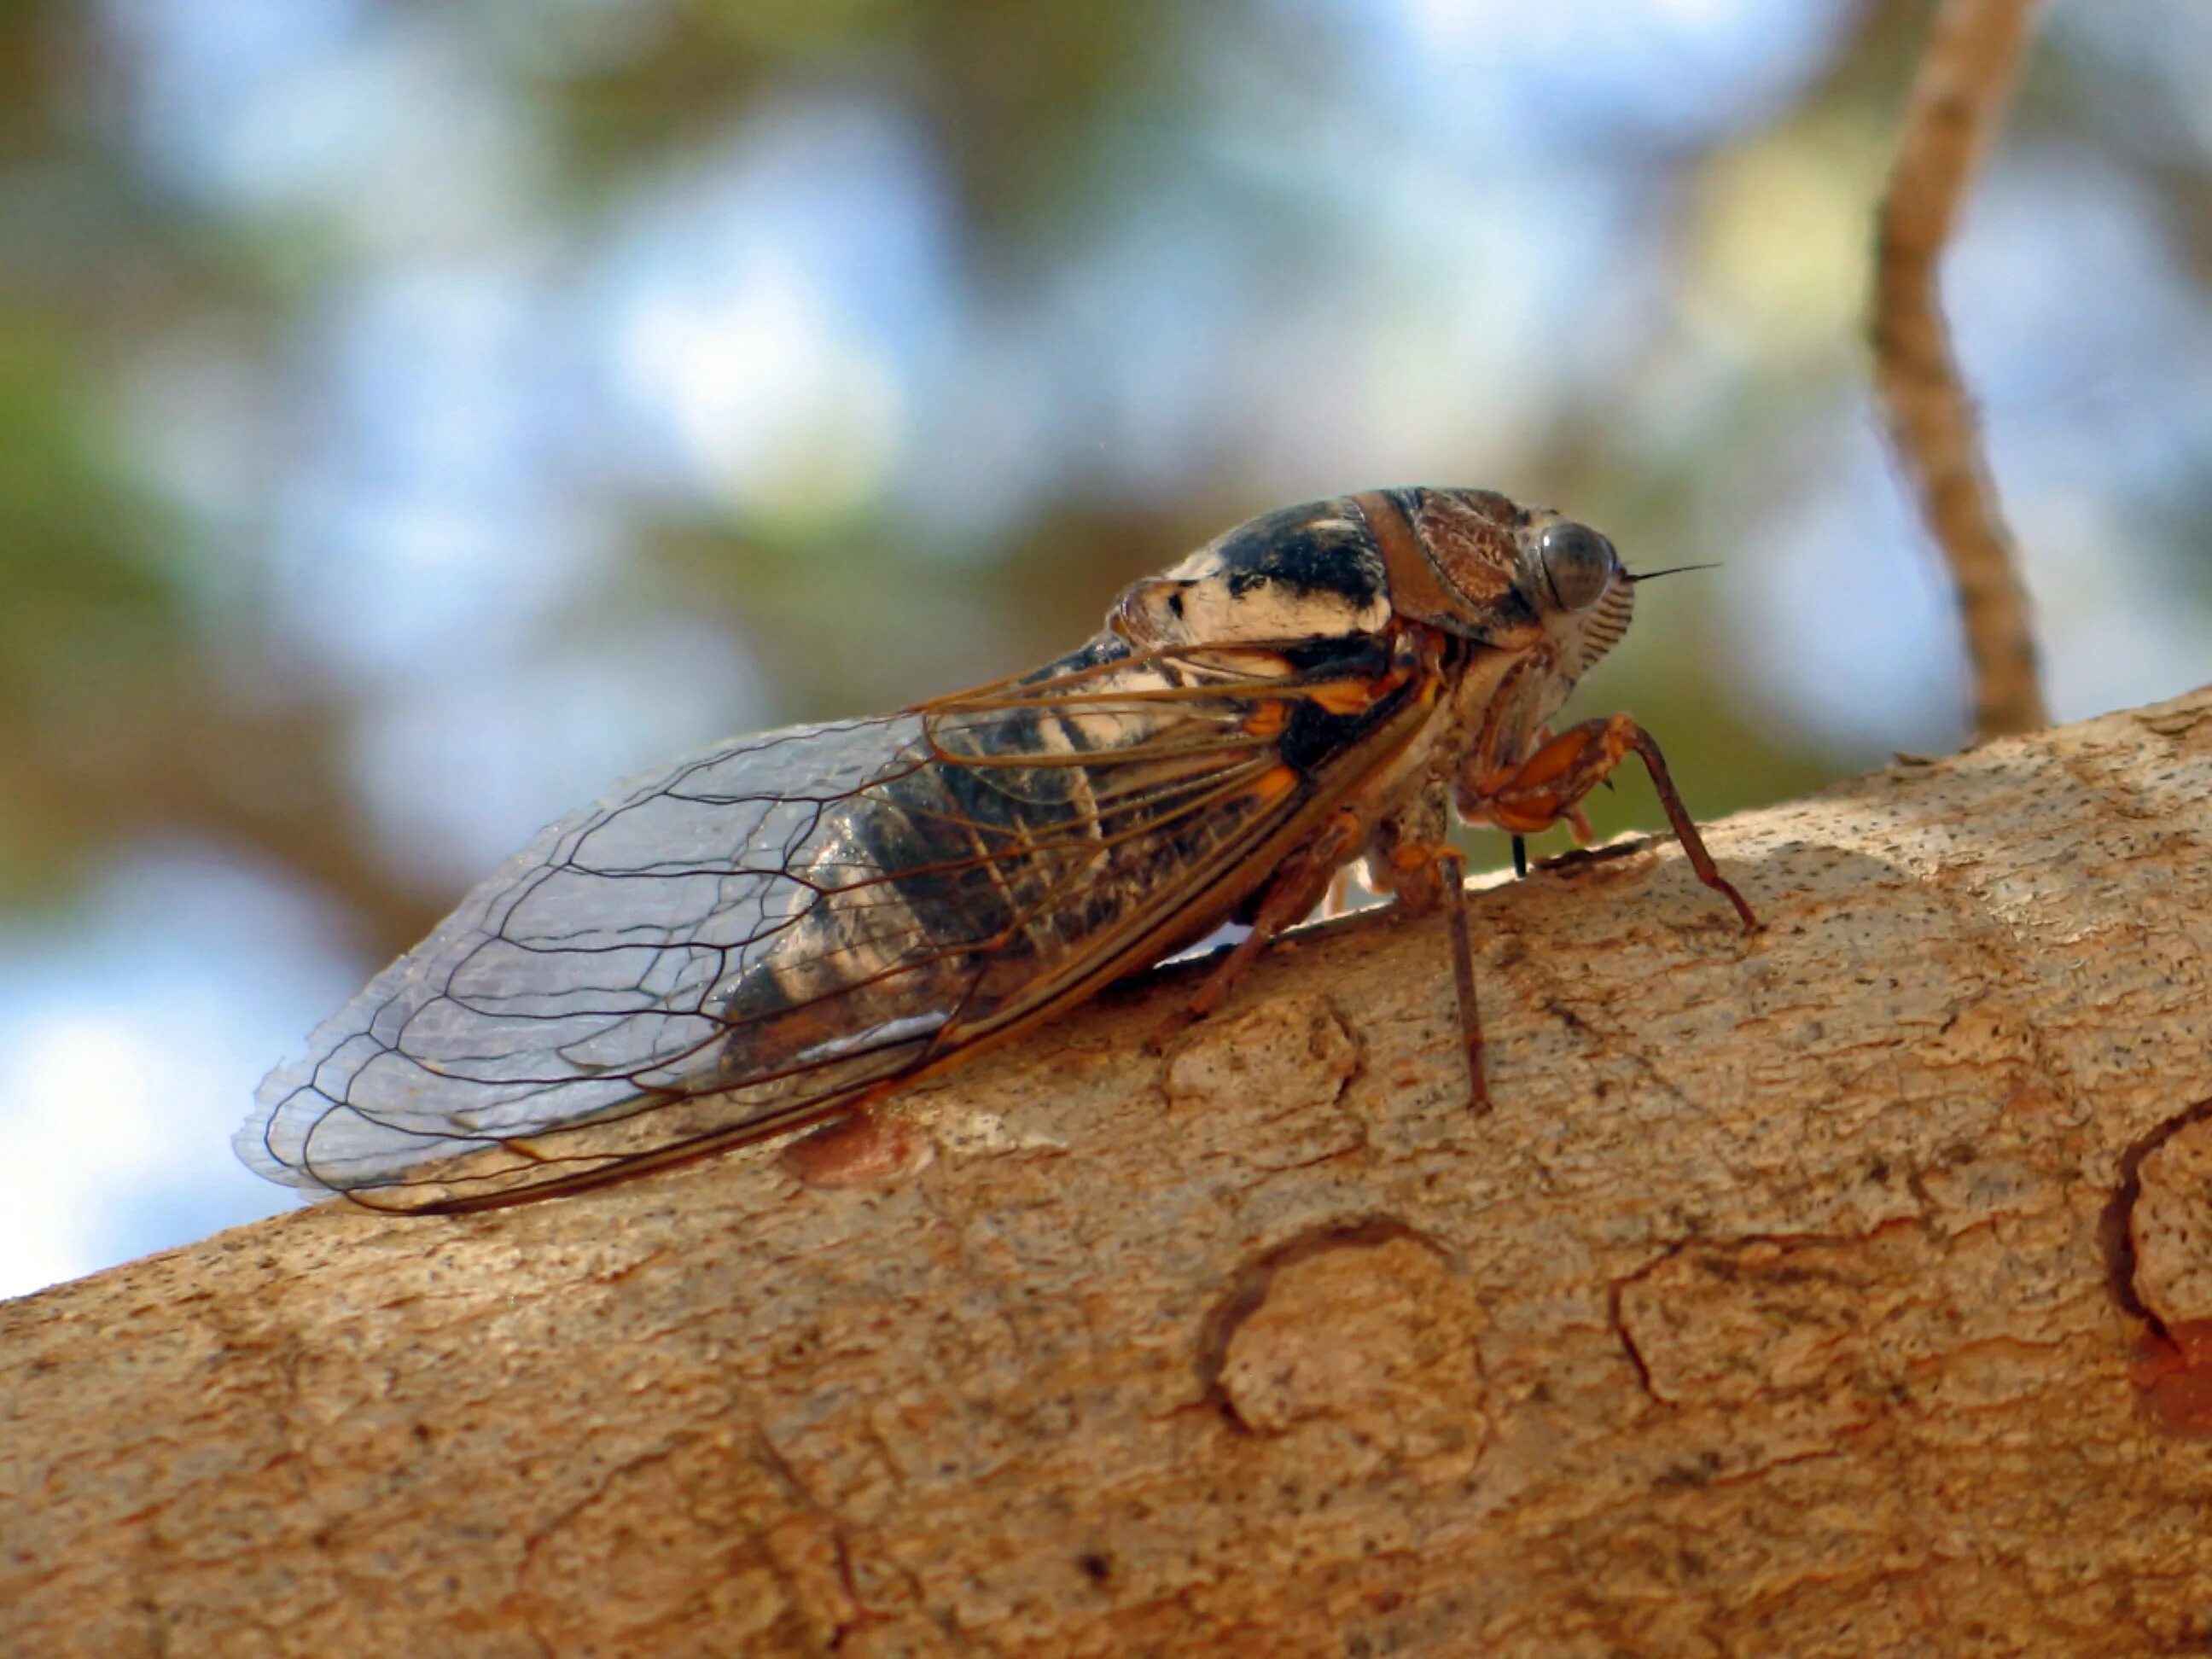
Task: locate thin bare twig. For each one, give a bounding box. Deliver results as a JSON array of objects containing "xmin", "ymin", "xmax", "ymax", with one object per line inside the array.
[{"xmin": 1872, "ymin": 0, "xmax": 2049, "ymax": 740}]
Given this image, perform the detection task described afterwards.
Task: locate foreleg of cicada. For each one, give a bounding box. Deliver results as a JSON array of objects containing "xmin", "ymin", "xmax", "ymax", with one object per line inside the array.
[
  {"xmin": 1142, "ymin": 809, "xmax": 1365, "ymax": 1055},
  {"xmin": 1465, "ymin": 715, "xmax": 1758, "ymax": 932},
  {"xmin": 1376, "ymin": 836, "xmax": 1488, "ymax": 1113},
  {"xmin": 1437, "ymin": 847, "xmax": 1486, "ymax": 1112},
  {"xmin": 1365, "ymin": 783, "xmax": 1487, "ymax": 1108}
]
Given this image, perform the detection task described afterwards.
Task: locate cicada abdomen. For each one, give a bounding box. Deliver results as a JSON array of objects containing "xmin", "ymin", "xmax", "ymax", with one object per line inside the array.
[{"xmin": 242, "ymin": 489, "xmax": 1752, "ymax": 1212}]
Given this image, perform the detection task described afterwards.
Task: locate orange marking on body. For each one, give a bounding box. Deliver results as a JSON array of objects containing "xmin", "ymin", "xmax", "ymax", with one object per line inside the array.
[
  {"xmin": 1244, "ymin": 700, "xmax": 1289, "ymax": 739},
  {"xmin": 1307, "ymin": 665, "xmax": 1411, "ymax": 716},
  {"xmin": 1250, "ymin": 764, "xmax": 1300, "ymax": 803},
  {"xmin": 1388, "ymin": 839, "xmax": 1454, "ymax": 874},
  {"xmin": 1307, "ymin": 680, "xmax": 1376, "ymax": 715},
  {"xmin": 1513, "ymin": 726, "xmax": 1598, "ymax": 790},
  {"xmin": 1489, "ymin": 800, "xmax": 1564, "ymax": 834}
]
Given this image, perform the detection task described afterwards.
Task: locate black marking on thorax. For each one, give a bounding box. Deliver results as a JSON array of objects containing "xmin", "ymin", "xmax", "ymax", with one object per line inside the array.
[
  {"xmin": 1279, "ymin": 701, "xmax": 1381, "ymax": 776},
  {"xmin": 1212, "ymin": 500, "xmax": 1388, "ymax": 609},
  {"xmin": 1018, "ymin": 631, "xmax": 1132, "ymax": 687}
]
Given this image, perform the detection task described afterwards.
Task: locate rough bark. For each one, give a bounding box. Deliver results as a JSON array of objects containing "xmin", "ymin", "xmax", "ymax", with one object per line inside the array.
[{"xmin": 6, "ymin": 686, "xmax": 2211, "ymax": 1659}]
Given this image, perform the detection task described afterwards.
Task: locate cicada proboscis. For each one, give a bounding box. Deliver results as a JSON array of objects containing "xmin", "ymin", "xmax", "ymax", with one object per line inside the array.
[{"xmin": 242, "ymin": 488, "xmax": 1757, "ymax": 1213}]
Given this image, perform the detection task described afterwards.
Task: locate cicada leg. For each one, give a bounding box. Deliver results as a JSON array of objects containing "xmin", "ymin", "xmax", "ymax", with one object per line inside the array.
[
  {"xmin": 1143, "ymin": 808, "xmax": 1366, "ymax": 1055},
  {"xmin": 1465, "ymin": 715, "xmax": 1758, "ymax": 931},
  {"xmin": 1375, "ymin": 837, "xmax": 1487, "ymax": 1113},
  {"xmin": 1367, "ymin": 790, "xmax": 1488, "ymax": 1112}
]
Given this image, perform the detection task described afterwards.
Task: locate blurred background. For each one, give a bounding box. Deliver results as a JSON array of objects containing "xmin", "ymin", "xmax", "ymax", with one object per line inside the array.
[{"xmin": 2, "ymin": 0, "xmax": 2207, "ymax": 1297}]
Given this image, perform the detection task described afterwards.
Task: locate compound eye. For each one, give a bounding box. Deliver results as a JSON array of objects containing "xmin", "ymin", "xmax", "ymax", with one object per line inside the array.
[{"xmin": 1536, "ymin": 521, "xmax": 1617, "ymax": 611}]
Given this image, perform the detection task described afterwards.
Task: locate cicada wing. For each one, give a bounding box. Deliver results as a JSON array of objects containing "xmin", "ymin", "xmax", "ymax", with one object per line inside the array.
[
  {"xmin": 244, "ymin": 637, "xmax": 1421, "ymax": 1212},
  {"xmin": 242, "ymin": 713, "xmax": 947, "ymax": 1207}
]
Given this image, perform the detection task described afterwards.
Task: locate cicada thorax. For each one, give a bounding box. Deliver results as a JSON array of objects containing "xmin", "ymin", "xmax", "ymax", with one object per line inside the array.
[
  {"xmin": 1113, "ymin": 497, "xmax": 1395, "ymax": 648},
  {"xmin": 1120, "ymin": 487, "xmax": 1629, "ymax": 795}
]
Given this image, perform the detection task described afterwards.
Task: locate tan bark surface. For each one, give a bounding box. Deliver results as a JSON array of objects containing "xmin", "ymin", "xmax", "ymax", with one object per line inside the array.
[{"xmin": 7, "ymin": 686, "xmax": 2212, "ymax": 1658}]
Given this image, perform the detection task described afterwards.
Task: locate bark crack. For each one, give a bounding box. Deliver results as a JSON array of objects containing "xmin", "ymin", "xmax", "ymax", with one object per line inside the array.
[{"xmin": 2098, "ymin": 1095, "xmax": 2212, "ymax": 1332}]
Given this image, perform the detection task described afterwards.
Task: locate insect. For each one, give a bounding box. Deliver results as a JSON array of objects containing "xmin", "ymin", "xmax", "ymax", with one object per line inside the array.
[{"xmin": 241, "ymin": 488, "xmax": 1756, "ymax": 1214}]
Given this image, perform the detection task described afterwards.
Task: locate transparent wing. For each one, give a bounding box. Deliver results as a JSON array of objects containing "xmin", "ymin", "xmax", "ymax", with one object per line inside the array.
[
  {"xmin": 243, "ymin": 713, "xmax": 933, "ymax": 1205},
  {"xmin": 242, "ymin": 639, "xmax": 1410, "ymax": 1212}
]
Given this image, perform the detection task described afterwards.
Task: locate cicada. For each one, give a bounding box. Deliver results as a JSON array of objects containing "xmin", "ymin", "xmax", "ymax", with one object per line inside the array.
[{"xmin": 242, "ymin": 488, "xmax": 1755, "ymax": 1214}]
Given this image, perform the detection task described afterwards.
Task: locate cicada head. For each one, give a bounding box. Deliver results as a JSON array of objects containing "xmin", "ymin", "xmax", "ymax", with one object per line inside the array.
[
  {"xmin": 1519, "ymin": 508, "xmax": 1634, "ymax": 680},
  {"xmin": 1354, "ymin": 487, "xmax": 1633, "ymax": 684}
]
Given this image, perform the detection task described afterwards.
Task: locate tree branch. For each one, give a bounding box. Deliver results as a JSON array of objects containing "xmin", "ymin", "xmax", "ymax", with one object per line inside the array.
[
  {"xmin": 7, "ymin": 687, "xmax": 2211, "ymax": 1656},
  {"xmin": 1873, "ymin": 0, "xmax": 2051, "ymax": 740}
]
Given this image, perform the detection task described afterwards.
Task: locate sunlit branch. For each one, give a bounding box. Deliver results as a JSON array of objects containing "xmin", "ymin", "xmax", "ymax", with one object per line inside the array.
[{"xmin": 1872, "ymin": 0, "xmax": 2050, "ymax": 741}]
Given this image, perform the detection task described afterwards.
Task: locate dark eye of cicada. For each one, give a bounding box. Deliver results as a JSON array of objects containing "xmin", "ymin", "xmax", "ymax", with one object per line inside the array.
[{"xmin": 1535, "ymin": 521, "xmax": 1618, "ymax": 612}]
